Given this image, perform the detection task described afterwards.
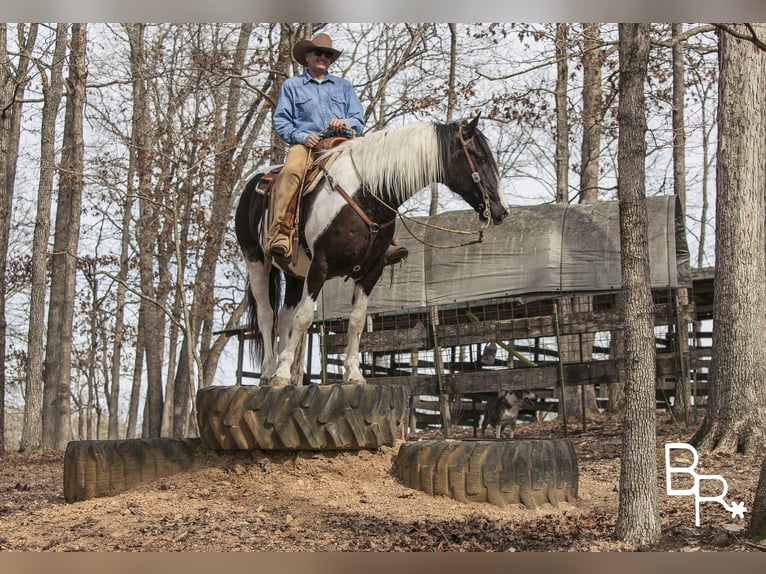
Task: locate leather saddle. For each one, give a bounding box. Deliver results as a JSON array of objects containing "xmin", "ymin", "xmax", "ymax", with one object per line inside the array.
[
  {"xmin": 257, "ymin": 137, "xmax": 349, "ymax": 269},
  {"xmin": 254, "ymin": 136, "xmax": 349, "ymax": 197}
]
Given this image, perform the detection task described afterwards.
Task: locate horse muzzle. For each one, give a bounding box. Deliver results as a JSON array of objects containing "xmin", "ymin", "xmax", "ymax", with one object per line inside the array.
[{"xmin": 486, "ymin": 205, "xmax": 509, "ymax": 225}]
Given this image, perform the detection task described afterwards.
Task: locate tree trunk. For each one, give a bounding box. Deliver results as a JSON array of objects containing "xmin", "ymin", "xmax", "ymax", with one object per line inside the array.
[
  {"xmin": 429, "ymin": 23, "xmax": 458, "ymax": 215},
  {"xmin": 126, "ymin": 312, "xmax": 145, "ymax": 439},
  {"xmin": 557, "ymin": 297, "xmax": 600, "ymax": 418},
  {"xmin": 608, "ymin": 314, "xmax": 626, "ymax": 413},
  {"xmin": 554, "ymin": 23, "xmax": 569, "ymax": 204},
  {"xmin": 697, "ymin": 93, "xmax": 712, "ymax": 270},
  {"xmin": 21, "ymin": 24, "xmax": 66, "ymax": 451},
  {"xmin": 670, "ymin": 23, "xmax": 693, "ymax": 426},
  {"xmin": 1, "ymin": 24, "xmax": 37, "ymax": 453},
  {"xmin": 42, "ymin": 23, "xmax": 86, "ymax": 451},
  {"xmin": 0, "ymin": 25, "xmax": 7, "ymax": 455},
  {"xmin": 556, "ymin": 24, "xmax": 600, "ymax": 419},
  {"xmin": 107, "ymin": 23, "xmax": 138, "ymax": 439},
  {"xmin": 749, "ymin": 455, "xmax": 766, "ymax": 538},
  {"xmin": 269, "ymin": 24, "xmax": 294, "ymax": 164},
  {"xmin": 127, "ymin": 23, "xmax": 164, "ymax": 438},
  {"xmin": 614, "ymin": 23, "xmax": 661, "ymax": 548},
  {"xmin": 691, "ymin": 24, "xmax": 766, "ymax": 455},
  {"xmin": 579, "ymin": 23, "xmax": 603, "ymax": 204},
  {"xmin": 203, "ymin": 297, "xmax": 247, "ymax": 387}
]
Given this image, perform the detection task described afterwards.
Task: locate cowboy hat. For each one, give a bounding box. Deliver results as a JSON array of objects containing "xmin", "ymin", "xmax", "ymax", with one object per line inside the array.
[{"xmin": 293, "ymin": 33, "xmax": 342, "ymax": 67}]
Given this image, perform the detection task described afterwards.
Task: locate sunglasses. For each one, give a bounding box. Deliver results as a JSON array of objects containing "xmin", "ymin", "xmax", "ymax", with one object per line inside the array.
[{"xmin": 311, "ymin": 49, "xmax": 335, "ymax": 59}]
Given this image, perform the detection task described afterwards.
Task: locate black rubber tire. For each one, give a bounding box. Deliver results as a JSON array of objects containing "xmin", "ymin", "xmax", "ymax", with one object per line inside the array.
[
  {"xmin": 63, "ymin": 438, "xmax": 202, "ymax": 503},
  {"xmin": 196, "ymin": 383, "xmax": 409, "ymax": 451},
  {"xmin": 394, "ymin": 439, "xmax": 578, "ymax": 509}
]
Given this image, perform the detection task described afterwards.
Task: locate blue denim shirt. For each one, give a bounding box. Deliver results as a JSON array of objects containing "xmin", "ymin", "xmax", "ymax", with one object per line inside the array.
[{"xmin": 273, "ymin": 70, "xmax": 366, "ymax": 146}]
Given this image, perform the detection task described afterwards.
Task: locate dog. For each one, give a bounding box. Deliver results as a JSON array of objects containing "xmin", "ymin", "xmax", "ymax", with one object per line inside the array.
[{"xmin": 481, "ymin": 390, "xmax": 537, "ymax": 438}]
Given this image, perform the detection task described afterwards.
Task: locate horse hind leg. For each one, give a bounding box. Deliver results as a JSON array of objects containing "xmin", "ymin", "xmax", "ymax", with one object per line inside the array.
[
  {"xmin": 246, "ymin": 259, "xmax": 278, "ymax": 383},
  {"xmin": 342, "ymin": 283, "xmax": 369, "ymax": 385}
]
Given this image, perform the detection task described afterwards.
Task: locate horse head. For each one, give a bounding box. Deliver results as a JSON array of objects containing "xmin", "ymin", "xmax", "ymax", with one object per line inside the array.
[{"xmin": 439, "ymin": 114, "xmax": 509, "ymax": 225}]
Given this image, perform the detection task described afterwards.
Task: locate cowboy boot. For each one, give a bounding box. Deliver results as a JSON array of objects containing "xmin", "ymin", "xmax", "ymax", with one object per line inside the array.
[
  {"xmin": 383, "ymin": 241, "xmax": 408, "ymax": 266},
  {"xmin": 267, "ymin": 146, "xmax": 309, "ymax": 258},
  {"xmin": 266, "ymin": 185, "xmax": 293, "ymax": 258}
]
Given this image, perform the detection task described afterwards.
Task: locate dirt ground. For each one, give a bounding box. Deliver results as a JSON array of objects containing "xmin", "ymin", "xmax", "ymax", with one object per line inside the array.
[{"xmin": 0, "ymin": 412, "xmax": 764, "ymax": 552}]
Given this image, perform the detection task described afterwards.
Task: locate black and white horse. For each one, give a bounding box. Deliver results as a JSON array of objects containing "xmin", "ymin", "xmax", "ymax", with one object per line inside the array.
[{"xmin": 234, "ymin": 115, "xmax": 509, "ymax": 386}]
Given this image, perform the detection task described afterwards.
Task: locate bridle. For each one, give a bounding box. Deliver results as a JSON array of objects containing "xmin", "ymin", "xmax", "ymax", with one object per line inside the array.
[
  {"xmin": 321, "ymin": 122, "xmax": 499, "ymax": 257},
  {"xmin": 458, "ymin": 124, "xmax": 493, "ymax": 222}
]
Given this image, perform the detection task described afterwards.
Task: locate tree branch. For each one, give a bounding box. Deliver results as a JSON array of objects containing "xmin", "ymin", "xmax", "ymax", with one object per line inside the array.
[{"xmin": 715, "ymin": 23, "xmax": 766, "ymax": 52}]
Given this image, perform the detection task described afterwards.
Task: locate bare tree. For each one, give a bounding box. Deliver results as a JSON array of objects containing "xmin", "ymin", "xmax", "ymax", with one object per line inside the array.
[
  {"xmin": 691, "ymin": 24, "xmax": 766, "ymax": 456},
  {"xmin": 614, "ymin": 22, "xmax": 661, "ymax": 547},
  {"xmin": 0, "ymin": 24, "xmax": 36, "ymax": 453},
  {"xmin": 670, "ymin": 23, "xmax": 693, "ymax": 426},
  {"xmin": 20, "ymin": 23, "xmax": 66, "ymax": 451},
  {"xmin": 554, "ymin": 23, "xmax": 569, "ymax": 204},
  {"xmin": 428, "ymin": 23, "xmax": 458, "ymax": 217},
  {"xmin": 42, "ymin": 23, "xmax": 87, "ymax": 450},
  {"xmin": 127, "ymin": 23, "xmax": 164, "ymax": 439},
  {"xmin": 579, "ymin": 23, "xmax": 603, "ymax": 204},
  {"xmin": 558, "ymin": 24, "xmax": 601, "ymax": 420}
]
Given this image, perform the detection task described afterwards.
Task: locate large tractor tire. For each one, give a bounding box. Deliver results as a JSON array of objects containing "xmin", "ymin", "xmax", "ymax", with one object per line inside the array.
[
  {"xmin": 394, "ymin": 439, "xmax": 578, "ymax": 509},
  {"xmin": 63, "ymin": 438, "xmax": 202, "ymax": 503},
  {"xmin": 196, "ymin": 383, "xmax": 408, "ymax": 451}
]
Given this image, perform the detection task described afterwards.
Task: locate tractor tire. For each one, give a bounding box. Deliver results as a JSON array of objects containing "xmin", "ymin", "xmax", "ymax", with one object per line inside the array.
[
  {"xmin": 394, "ymin": 439, "xmax": 578, "ymax": 509},
  {"xmin": 63, "ymin": 437, "xmax": 202, "ymax": 503},
  {"xmin": 196, "ymin": 383, "xmax": 408, "ymax": 451}
]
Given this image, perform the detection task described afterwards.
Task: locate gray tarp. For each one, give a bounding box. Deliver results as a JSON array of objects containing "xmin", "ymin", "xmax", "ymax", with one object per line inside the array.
[{"xmin": 316, "ymin": 195, "xmax": 692, "ymax": 320}]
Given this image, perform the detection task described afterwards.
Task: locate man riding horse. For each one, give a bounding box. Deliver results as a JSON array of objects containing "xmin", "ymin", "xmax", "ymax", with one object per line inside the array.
[{"xmin": 269, "ymin": 32, "xmax": 407, "ymax": 266}]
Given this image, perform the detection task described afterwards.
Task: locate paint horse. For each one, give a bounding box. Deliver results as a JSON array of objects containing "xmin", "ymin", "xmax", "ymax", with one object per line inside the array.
[{"xmin": 234, "ymin": 115, "xmax": 509, "ymax": 386}]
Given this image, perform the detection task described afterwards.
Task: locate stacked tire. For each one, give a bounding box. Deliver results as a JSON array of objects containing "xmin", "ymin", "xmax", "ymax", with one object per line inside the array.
[
  {"xmin": 196, "ymin": 383, "xmax": 409, "ymax": 450},
  {"xmin": 63, "ymin": 383, "xmax": 580, "ymax": 510},
  {"xmin": 63, "ymin": 438, "xmax": 201, "ymax": 502},
  {"xmin": 394, "ymin": 438, "xmax": 578, "ymax": 509}
]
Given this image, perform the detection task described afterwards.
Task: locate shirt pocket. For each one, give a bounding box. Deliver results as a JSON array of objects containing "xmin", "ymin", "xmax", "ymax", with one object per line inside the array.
[
  {"xmin": 330, "ymin": 94, "xmax": 347, "ymax": 118},
  {"xmin": 294, "ymin": 95, "xmax": 314, "ymax": 122}
]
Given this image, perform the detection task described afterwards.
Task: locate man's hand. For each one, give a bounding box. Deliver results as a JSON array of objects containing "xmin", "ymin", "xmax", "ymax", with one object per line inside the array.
[
  {"xmin": 304, "ymin": 133, "xmax": 321, "ymax": 148},
  {"xmin": 328, "ymin": 118, "xmax": 348, "ymax": 132}
]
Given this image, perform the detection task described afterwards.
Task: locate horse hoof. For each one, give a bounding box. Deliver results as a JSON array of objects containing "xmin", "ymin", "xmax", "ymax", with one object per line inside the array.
[
  {"xmin": 269, "ymin": 376, "xmax": 291, "ymax": 387},
  {"xmin": 344, "ymin": 377, "xmax": 367, "ymax": 385}
]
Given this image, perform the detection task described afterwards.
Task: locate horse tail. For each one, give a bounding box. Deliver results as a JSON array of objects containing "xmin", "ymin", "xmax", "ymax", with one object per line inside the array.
[
  {"xmin": 268, "ymin": 264, "xmax": 283, "ymax": 343},
  {"xmin": 244, "ymin": 278, "xmax": 263, "ymax": 366},
  {"xmin": 244, "ymin": 264, "xmax": 284, "ymax": 369}
]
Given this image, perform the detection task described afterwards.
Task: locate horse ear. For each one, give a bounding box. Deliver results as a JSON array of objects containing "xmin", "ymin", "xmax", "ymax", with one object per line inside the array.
[{"xmin": 464, "ymin": 113, "xmax": 481, "ymax": 138}]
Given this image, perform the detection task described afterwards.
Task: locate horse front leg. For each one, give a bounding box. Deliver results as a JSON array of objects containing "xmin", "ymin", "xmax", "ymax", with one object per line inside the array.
[
  {"xmin": 270, "ymin": 285, "xmax": 316, "ymax": 387},
  {"xmin": 343, "ymin": 283, "xmax": 369, "ymax": 384}
]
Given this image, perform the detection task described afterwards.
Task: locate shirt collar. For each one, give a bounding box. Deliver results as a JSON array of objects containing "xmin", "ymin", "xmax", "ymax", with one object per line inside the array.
[{"xmin": 301, "ymin": 69, "xmax": 335, "ymax": 84}]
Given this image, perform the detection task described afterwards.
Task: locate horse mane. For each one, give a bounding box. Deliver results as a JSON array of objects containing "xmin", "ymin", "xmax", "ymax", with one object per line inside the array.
[{"xmin": 322, "ymin": 122, "xmax": 444, "ymax": 204}]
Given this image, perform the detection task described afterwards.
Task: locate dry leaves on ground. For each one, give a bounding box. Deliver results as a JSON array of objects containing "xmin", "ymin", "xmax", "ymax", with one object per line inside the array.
[{"xmin": 0, "ymin": 412, "xmax": 763, "ymax": 552}]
